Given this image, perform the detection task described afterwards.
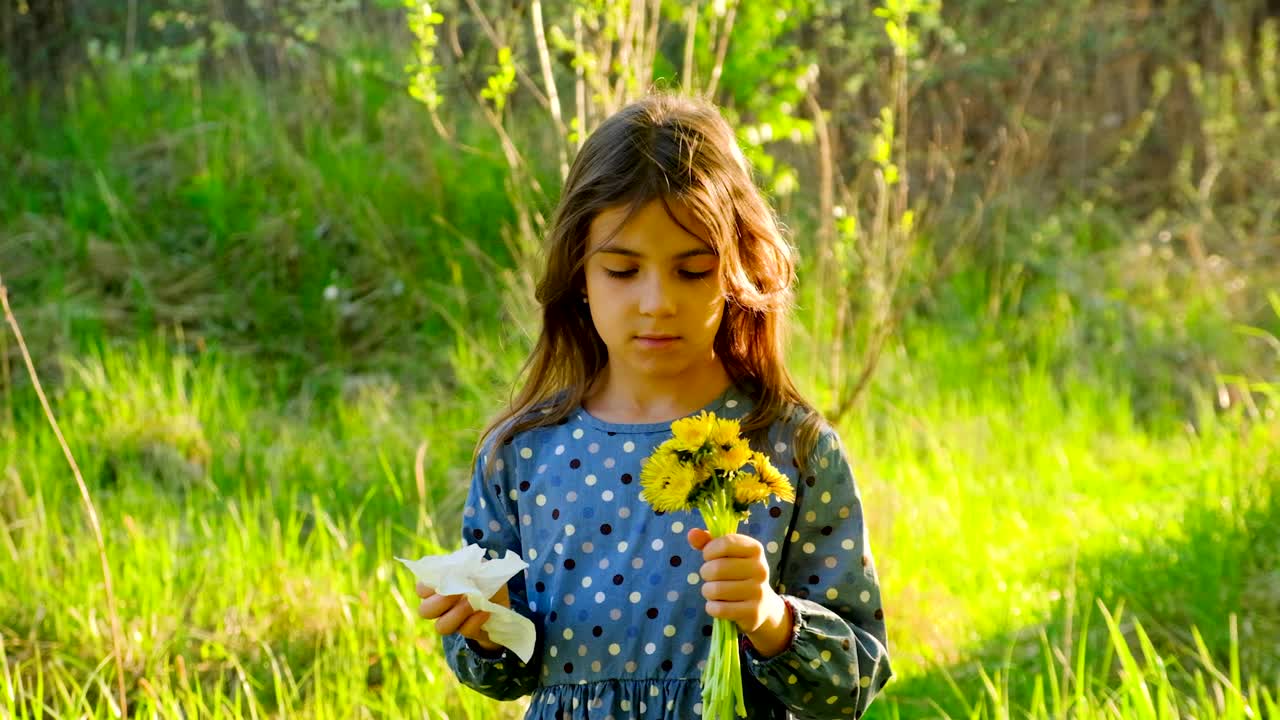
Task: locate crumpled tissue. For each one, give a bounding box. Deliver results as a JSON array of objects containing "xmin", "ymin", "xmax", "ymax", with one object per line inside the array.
[{"xmin": 397, "ymin": 544, "xmax": 536, "ymax": 663}]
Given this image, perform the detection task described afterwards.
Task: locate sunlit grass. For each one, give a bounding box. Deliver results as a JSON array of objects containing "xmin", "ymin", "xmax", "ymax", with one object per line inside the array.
[
  {"xmin": 1, "ymin": 34, "xmax": 1277, "ymax": 720},
  {"xmin": 1, "ymin": 321, "xmax": 1275, "ymax": 718},
  {"xmin": 0, "ymin": 336, "xmax": 520, "ymax": 718}
]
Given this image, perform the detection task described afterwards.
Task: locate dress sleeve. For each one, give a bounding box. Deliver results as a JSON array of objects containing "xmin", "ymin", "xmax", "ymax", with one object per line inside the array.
[
  {"xmin": 442, "ymin": 438, "xmax": 542, "ymax": 701},
  {"xmin": 742, "ymin": 426, "xmax": 893, "ymax": 718}
]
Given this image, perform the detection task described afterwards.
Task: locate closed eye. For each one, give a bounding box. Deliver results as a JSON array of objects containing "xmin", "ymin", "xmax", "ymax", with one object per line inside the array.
[{"xmin": 604, "ymin": 268, "xmax": 714, "ymax": 280}]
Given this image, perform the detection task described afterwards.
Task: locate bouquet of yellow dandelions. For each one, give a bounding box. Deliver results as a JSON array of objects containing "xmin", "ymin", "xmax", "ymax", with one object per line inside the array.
[{"xmin": 639, "ymin": 411, "xmax": 795, "ymax": 720}]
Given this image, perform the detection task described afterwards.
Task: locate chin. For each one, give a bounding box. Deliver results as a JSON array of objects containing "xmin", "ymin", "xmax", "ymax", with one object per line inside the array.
[{"xmin": 624, "ymin": 355, "xmax": 689, "ymax": 376}]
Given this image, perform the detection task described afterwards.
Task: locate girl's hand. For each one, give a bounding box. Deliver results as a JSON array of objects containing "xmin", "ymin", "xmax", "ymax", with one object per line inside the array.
[
  {"xmin": 688, "ymin": 528, "xmax": 793, "ymax": 658},
  {"xmin": 416, "ymin": 582, "xmax": 511, "ymax": 652}
]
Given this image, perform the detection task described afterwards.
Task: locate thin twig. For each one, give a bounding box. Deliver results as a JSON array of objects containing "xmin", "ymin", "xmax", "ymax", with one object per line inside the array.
[
  {"xmin": 1, "ymin": 317, "xmax": 11, "ymax": 436},
  {"xmin": 0, "ymin": 275, "xmax": 128, "ymax": 717},
  {"xmin": 574, "ymin": 10, "xmax": 587, "ymax": 151},
  {"xmin": 530, "ymin": 0, "xmax": 570, "ymax": 181},
  {"xmin": 681, "ymin": 2, "xmax": 698, "ymax": 95},
  {"xmin": 415, "ymin": 440, "xmax": 434, "ymax": 537},
  {"xmin": 704, "ymin": 0, "xmax": 737, "ymax": 99},
  {"xmin": 806, "ymin": 89, "xmax": 835, "ymax": 366},
  {"xmin": 461, "ymin": 0, "xmax": 552, "ymax": 111},
  {"xmin": 609, "ymin": 0, "xmax": 643, "ymax": 108},
  {"xmin": 641, "ymin": 0, "xmax": 662, "ymax": 95}
]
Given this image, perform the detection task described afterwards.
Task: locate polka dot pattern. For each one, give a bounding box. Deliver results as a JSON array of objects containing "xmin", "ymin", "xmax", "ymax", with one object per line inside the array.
[{"xmin": 441, "ymin": 385, "xmax": 893, "ymax": 718}]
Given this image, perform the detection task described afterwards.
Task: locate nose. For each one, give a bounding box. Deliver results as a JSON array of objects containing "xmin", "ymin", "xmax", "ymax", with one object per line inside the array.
[{"xmin": 638, "ymin": 270, "xmax": 677, "ymax": 317}]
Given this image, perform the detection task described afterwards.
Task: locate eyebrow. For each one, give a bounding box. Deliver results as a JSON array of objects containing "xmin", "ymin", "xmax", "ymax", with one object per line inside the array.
[{"xmin": 597, "ymin": 246, "xmax": 717, "ymax": 260}]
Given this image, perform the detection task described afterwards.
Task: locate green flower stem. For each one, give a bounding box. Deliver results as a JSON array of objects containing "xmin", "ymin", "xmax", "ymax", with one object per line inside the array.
[{"xmin": 699, "ymin": 481, "xmax": 748, "ymax": 719}]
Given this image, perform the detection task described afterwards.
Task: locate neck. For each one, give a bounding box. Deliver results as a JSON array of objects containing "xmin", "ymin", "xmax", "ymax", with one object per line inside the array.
[{"xmin": 584, "ymin": 362, "xmax": 733, "ymax": 424}]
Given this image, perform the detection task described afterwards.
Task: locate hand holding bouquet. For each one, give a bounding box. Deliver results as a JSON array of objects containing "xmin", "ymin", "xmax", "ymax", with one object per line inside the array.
[{"xmin": 639, "ymin": 411, "xmax": 795, "ymax": 720}]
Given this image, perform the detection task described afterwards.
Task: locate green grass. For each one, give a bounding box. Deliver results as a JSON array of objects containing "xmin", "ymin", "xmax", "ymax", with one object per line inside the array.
[
  {"xmin": 0, "ymin": 337, "xmax": 512, "ymax": 718},
  {"xmin": 0, "ymin": 321, "xmax": 1274, "ymax": 718},
  {"xmin": 2, "ymin": 44, "xmax": 1278, "ymax": 720},
  {"xmin": 0, "ymin": 55, "xmax": 521, "ymax": 388}
]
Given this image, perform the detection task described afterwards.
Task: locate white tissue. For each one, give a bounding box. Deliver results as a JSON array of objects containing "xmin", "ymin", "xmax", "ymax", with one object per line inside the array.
[{"xmin": 396, "ymin": 544, "xmax": 537, "ymax": 663}]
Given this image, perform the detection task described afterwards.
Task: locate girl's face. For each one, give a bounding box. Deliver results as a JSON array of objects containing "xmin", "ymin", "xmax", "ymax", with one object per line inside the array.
[{"xmin": 583, "ymin": 199, "xmax": 727, "ymax": 385}]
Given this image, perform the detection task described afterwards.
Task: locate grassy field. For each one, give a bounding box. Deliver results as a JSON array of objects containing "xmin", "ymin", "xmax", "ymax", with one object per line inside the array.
[
  {"xmin": 2, "ymin": 321, "xmax": 1276, "ymax": 719},
  {"xmin": 2, "ymin": 40, "xmax": 1279, "ymax": 720}
]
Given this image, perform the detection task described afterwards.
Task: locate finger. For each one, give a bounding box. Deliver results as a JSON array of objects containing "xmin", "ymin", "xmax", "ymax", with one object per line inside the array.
[
  {"xmin": 701, "ymin": 580, "xmax": 761, "ymax": 603},
  {"xmin": 687, "ymin": 528, "xmax": 711, "ymax": 550},
  {"xmin": 416, "ymin": 582, "xmax": 436, "ymax": 599},
  {"xmin": 459, "ymin": 610, "xmax": 492, "ymax": 640},
  {"xmin": 704, "ymin": 600, "xmax": 747, "ymax": 625},
  {"xmin": 418, "ymin": 593, "xmax": 458, "ymax": 621},
  {"xmin": 700, "ymin": 557, "xmax": 768, "ymax": 583},
  {"xmin": 434, "ymin": 596, "xmax": 477, "ymax": 636},
  {"xmin": 701, "ymin": 533, "xmax": 763, "ymax": 560}
]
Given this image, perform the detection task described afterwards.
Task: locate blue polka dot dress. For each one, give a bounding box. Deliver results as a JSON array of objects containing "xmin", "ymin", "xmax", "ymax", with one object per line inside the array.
[{"xmin": 442, "ymin": 383, "xmax": 892, "ymax": 719}]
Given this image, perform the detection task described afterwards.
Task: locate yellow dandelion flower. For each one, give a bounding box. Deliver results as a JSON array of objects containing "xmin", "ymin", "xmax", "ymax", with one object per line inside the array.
[
  {"xmin": 753, "ymin": 451, "xmax": 796, "ymax": 503},
  {"xmin": 640, "ymin": 449, "xmax": 702, "ymax": 512},
  {"xmin": 709, "ymin": 416, "xmax": 742, "ymax": 448},
  {"xmin": 653, "ymin": 437, "xmax": 684, "ymax": 457},
  {"xmin": 709, "ymin": 439, "xmax": 753, "ymax": 473},
  {"xmin": 640, "ymin": 448, "xmax": 679, "ymax": 496},
  {"xmin": 635, "ymin": 409, "xmax": 797, "ymax": 720},
  {"xmin": 671, "ymin": 411, "xmax": 715, "ymax": 450},
  {"xmin": 667, "ymin": 461, "xmax": 703, "ymax": 508},
  {"xmin": 733, "ymin": 473, "xmax": 773, "ymax": 506}
]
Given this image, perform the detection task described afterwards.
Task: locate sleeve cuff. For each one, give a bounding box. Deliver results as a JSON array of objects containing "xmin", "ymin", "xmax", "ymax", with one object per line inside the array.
[
  {"xmin": 464, "ymin": 637, "xmax": 512, "ymax": 662},
  {"xmin": 741, "ymin": 594, "xmax": 802, "ymax": 665}
]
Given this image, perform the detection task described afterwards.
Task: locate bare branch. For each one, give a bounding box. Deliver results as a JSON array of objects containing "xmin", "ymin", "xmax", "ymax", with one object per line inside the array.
[
  {"xmin": 704, "ymin": 0, "xmax": 737, "ymax": 99},
  {"xmin": 0, "ymin": 277, "xmax": 128, "ymax": 717},
  {"xmin": 682, "ymin": 2, "xmax": 699, "ymax": 95},
  {"xmin": 530, "ymin": 0, "xmax": 570, "ymax": 181},
  {"xmin": 462, "ymin": 0, "xmax": 552, "ymax": 110}
]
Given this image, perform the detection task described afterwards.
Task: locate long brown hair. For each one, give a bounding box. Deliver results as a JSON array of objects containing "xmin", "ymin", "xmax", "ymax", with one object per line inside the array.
[{"xmin": 478, "ymin": 92, "xmax": 823, "ymax": 470}]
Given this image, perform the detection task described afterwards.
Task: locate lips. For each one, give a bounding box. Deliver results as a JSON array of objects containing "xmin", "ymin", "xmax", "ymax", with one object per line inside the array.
[{"xmin": 635, "ymin": 334, "xmax": 680, "ymax": 349}]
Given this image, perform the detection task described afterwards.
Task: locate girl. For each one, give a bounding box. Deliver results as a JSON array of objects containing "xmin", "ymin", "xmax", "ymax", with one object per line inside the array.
[{"xmin": 416, "ymin": 93, "xmax": 892, "ymax": 719}]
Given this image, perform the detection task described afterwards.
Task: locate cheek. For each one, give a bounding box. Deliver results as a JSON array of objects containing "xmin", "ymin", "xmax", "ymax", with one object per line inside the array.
[
  {"xmin": 583, "ymin": 270, "xmax": 612, "ymax": 313},
  {"xmin": 583, "ymin": 266, "xmax": 602, "ymax": 298},
  {"xmin": 585, "ymin": 294, "xmax": 623, "ymax": 341},
  {"xmin": 700, "ymin": 289, "xmax": 728, "ymax": 330},
  {"xmin": 584, "ymin": 299, "xmax": 607, "ymax": 333}
]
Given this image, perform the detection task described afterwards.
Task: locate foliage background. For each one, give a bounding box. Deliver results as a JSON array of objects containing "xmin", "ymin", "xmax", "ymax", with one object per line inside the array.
[{"xmin": 1, "ymin": 0, "xmax": 1277, "ymax": 717}]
